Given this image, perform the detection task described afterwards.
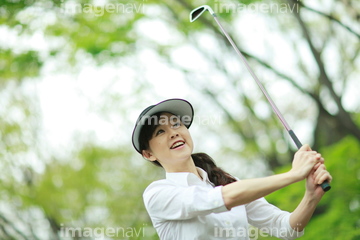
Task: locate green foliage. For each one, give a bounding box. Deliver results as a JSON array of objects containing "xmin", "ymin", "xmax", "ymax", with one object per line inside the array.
[
  {"xmin": 0, "ymin": 49, "xmax": 42, "ymax": 82},
  {"xmin": 0, "ymin": 0, "xmax": 27, "ymax": 26},
  {"xmin": 45, "ymin": 4, "xmax": 143, "ymax": 61},
  {"xmin": 14, "ymin": 143, "xmax": 161, "ymax": 239}
]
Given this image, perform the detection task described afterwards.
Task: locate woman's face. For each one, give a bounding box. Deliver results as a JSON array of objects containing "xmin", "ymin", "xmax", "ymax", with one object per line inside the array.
[{"xmin": 142, "ymin": 112, "xmax": 194, "ymax": 170}]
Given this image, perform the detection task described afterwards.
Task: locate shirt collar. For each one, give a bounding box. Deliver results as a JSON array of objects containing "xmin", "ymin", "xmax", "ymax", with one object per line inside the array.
[{"xmin": 165, "ymin": 167, "xmax": 213, "ymax": 187}]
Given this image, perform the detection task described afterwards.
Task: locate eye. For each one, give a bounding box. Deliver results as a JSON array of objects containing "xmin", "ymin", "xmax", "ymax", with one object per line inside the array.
[
  {"xmin": 155, "ymin": 129, "xmax": 164, "ymax": 136},
  {"xmin": 172, "ymin": 122, "xmax": 181, "ymax": 128}
]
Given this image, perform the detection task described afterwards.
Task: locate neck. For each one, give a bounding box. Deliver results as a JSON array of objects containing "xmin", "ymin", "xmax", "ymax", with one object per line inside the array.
[{"xmin": 163, "ymin": 156, "xmax": 201, "ymax": 179}]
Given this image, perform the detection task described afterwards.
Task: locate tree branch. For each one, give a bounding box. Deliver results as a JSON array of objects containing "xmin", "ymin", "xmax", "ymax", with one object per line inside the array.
[
  {"xmin": 0, "ymin": 212, "xmax": 29, "ymax": 240},
  {"xmin": 299, "ymin": 1, "xmax": 360, "ymax": 40},
  {"xmin": 289, "ymin": 0, "xmax": 360, "ymax": 141}
]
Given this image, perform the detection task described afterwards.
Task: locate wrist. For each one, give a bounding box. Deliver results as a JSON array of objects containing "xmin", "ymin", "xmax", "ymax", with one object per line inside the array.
[
  {"xmin": 287, "ymin": 169, "xmax": 304, "ymax": 183},
  {"xmin": 304, "ymin": 191, "xmax": 322, "ymax": 204}
]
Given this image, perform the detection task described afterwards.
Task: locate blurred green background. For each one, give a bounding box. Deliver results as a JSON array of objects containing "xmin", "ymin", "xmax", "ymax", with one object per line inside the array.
[{"xmin": 0, "ymin": 0, "xmax": 359, "ymax": 239}]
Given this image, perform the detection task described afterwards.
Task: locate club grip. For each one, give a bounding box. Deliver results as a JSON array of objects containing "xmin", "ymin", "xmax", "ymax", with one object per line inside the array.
[
  {"xmin": 288, "ymin": 130, "xmax": 331, "ymax": 192},
  {"xmin": 321, "ymin": 180, "xmax": 331, "ymax": 192}
]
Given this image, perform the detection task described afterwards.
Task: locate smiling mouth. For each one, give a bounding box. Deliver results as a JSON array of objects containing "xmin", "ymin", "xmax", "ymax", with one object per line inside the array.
[{"xmin": 170, "ymin": 141, "xmax": 185, "ymax": 149}]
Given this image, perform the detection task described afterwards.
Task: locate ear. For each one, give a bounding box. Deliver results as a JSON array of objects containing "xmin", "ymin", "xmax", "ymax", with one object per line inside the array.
[{"xmin": 142, "ymin": 150, "xmax": 157, "ymax": 161}]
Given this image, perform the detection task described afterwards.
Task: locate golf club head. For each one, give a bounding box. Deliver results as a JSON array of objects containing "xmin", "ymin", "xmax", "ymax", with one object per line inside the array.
[{"xmin": 190, "ymin": 5, "xmax": 215, "ymax": 22}]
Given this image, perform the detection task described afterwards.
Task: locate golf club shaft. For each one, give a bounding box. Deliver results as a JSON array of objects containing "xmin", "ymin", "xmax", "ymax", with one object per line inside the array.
[
  {"xmin": 213, "ymin": 16, "xmax": 299, "ymax": 144},
  {"xmin": 211, "ymin": 13, "xmax": 331, "ymax": 192}
]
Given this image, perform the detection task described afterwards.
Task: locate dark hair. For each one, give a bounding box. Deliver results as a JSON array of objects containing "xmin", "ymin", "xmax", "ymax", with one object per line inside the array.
[{"xmin": 138, "ymin": 112, "xmax": 237, "ymax": 186}]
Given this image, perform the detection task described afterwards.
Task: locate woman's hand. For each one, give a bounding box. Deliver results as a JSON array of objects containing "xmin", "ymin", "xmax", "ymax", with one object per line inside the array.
[
  {"xmin": 306, "ymin": 162, "xmax": 333, "ymax": 199},
  {"xmin": 290, "ymin": 144, "xmax": 332, "ymax": 199},
  {"xmin": 289, "ymin": 144, "xmax": 323, "ymax": 182},
  {"xmin": 289, "ymin": 145, "xmax": 332, "ymax": 231}
]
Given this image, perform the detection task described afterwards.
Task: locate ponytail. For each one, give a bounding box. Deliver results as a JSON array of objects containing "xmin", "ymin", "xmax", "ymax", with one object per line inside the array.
[{"xmin": 192, "ymin": 153, "xmax": 237, "ymax": 186}]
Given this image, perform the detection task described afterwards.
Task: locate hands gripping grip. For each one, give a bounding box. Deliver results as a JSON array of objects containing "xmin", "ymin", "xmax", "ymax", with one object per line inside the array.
[{"xmin": 288, "ymin": 130, "xmax": 331, "ymax": 192}]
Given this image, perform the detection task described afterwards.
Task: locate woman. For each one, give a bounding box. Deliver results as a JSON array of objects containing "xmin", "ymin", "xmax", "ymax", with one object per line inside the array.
[{"xmin": 132, "ymin": 98, "xmax": 332, "ymax": 240}]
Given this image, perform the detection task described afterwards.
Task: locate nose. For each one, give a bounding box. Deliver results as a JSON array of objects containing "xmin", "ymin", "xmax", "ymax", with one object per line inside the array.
[{"xmin": 169, "ymin": 129, "xmax": 179, "ymax": 139}]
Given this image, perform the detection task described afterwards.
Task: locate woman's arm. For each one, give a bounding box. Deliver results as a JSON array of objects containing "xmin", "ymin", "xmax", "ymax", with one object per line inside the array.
[
  {"xmin": 222, "ymin": 144, "xmax": 324, "ymax": 209},
  {"xmin": 290, "ymin": 162, "xmax": 332, "ymax": 231}
]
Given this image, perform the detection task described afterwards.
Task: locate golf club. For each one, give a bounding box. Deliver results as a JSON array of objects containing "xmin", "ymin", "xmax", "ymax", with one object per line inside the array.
[{"xmin": 190, "ymin": 5, "xmax": 331, "ymax": 192}]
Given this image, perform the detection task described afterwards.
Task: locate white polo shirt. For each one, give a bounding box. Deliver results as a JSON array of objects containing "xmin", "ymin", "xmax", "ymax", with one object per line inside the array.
[{"xmin": 143, "ymin": 167, "xmax": 304, "ymax": 240}]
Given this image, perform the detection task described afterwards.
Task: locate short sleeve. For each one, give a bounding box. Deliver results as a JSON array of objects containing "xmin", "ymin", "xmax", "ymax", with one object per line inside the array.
[
  {"xmin": 143, "ymin": 180, "xmax": 228, "ymax": 221},
  {"xmin": 245, "ymin": 198, "xmax": 304, "ymax": 240}
]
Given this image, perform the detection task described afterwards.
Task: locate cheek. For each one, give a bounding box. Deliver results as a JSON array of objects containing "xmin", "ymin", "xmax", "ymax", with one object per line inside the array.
[
  {"xmin": 149, "ymin": 138, "xmax": 166, "ymax": 152},
  {"xmin": 183, "ymin": 131, "xmax": 194, "ymax": 148},
  {"xmin": 188, "ymin": 137, "xmax": 194, "ymax": 149}
]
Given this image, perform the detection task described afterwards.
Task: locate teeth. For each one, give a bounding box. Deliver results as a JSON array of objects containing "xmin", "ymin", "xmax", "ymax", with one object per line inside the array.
[{"xmin": 171, "ymin": 141, "xmax": 184, "ymax": 149}]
